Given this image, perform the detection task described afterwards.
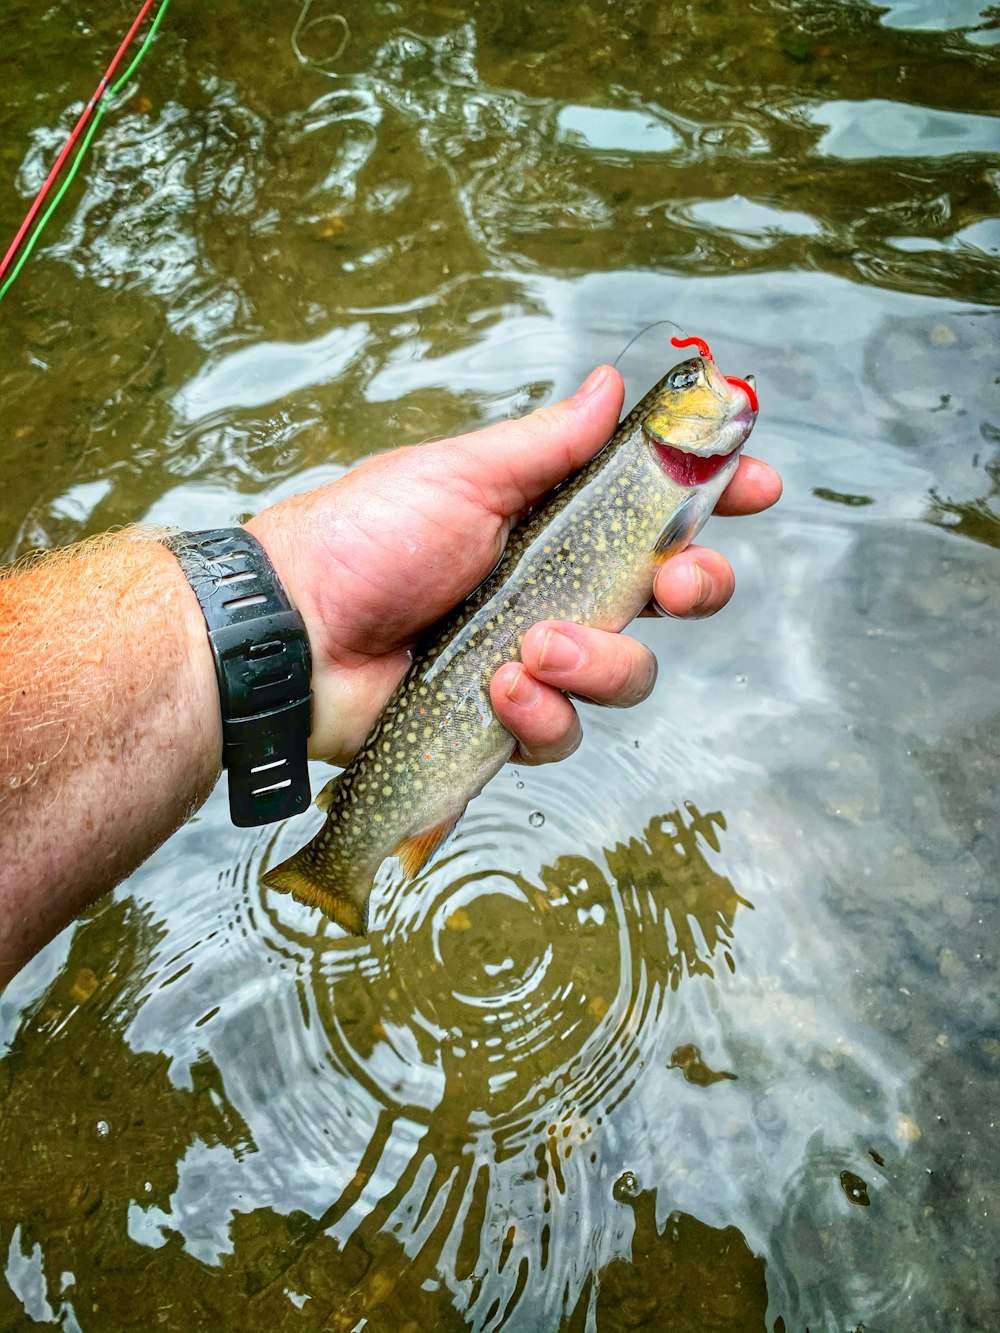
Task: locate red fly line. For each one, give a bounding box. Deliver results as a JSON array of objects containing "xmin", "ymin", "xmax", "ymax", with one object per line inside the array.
[{"xmin": 0, "ymin": 0, "xmax": 158, "ymax": 284}]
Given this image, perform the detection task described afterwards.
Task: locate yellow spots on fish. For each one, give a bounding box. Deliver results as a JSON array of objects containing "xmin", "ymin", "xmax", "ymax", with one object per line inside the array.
[{"xmin": 407, "ymin": 732, "xmax": 417, "ymax": 743}]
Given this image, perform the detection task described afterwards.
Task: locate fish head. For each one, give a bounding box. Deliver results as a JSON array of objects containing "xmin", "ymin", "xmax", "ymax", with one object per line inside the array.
[{"xmin": 641, "ymin": 336, "xmax": 758, "ymax": 487}]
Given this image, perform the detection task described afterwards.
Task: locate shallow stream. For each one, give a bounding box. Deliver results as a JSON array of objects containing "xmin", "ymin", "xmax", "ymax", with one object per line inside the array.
[{"xmin": 2, "ymin": 1, "xmax": 999, "ymax": 1329}]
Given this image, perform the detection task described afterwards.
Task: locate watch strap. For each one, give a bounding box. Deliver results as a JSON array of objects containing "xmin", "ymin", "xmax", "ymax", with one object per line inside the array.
[{"xmin": 166, "ymin": 527, "xmax": 312, "ymax": 827}]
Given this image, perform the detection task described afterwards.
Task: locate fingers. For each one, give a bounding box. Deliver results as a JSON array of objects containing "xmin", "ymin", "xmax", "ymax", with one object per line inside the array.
[
  {"xmin": 641, "ymin": 455, "xmax": 781, "ymax": 619},
  {"xmin": 490, "ymin": 622, "xmax": 658, "ymax": 765},
  {"xmin": 520, "ymin": 622, "xmax": 657, "ymax": 706},
  {"xmin": 491, "ymin": 664, "xmax": 583, "ymax": 765},
  {"xmin": 452, "ymin": 366, "xmax": 626, "ymax": 518},
  {"xmin": 652, "ymin": 545, "xmax": 736, "ymax": 619},
  {"xmin": 715, "ymin": 455, "xmax": 782, "ymax": 516}
]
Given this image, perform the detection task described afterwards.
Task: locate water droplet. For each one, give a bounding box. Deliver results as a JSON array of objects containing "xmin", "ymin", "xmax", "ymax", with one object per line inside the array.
[
  {"xmin": 516, "ymin": 781, "xmax": 524, "ymax": 789},
  {"xmin": 613, "ymin": 1170, "xmax": 641, "ymax": 1202},
  {"xmin": 735, "ymin": 674, "xmax": 748, "ymax": 686},
  {"xmin": 529, "ymin": 811, "xmax": 545, "ymax": 828},
  {"xmin": 96, "ymin": 1120, "xmax": 110, "ymax": 1138}
]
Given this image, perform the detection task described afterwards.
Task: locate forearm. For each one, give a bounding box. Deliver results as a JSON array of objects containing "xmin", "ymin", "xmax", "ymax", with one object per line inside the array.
[{"xmin": 0, "ymin": 532, "xmax": 221, "ymax": 983}]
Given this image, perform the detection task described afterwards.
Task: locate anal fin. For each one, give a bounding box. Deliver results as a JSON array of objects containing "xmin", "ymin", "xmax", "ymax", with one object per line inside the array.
[{"xmin": 393, "ymin": 815, "xmax": 460, "ymax": 880}]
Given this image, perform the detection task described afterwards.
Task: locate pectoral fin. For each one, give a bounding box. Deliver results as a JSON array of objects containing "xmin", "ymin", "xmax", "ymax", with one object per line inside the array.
[{"xmin": 653, "ymin": 498, "xmax": 698, "ymax": 562}]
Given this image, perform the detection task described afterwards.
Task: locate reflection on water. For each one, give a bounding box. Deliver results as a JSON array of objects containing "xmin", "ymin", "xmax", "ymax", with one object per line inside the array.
[
  {"xmin": 2, "ymin": 804, "xmax": 756, "ymax": 1330},
  {"xmin": 1, "ymin": 0, "xmax": 999, "ymax": 1328}
]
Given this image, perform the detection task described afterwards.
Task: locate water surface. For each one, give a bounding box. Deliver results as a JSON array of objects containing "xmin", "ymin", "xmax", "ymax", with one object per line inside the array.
[{"xmin": 2, "ymin": 1, "xmax": 999, "ymax": 1330}]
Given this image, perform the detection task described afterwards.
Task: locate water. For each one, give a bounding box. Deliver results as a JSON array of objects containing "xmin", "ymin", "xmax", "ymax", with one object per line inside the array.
[{"xmin": 1, "ymin": 0, "xmax": 999, "ymax": 1329}]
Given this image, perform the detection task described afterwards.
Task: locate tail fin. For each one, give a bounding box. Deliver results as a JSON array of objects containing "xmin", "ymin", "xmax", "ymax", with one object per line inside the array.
[{"xmin": 261, "ymin": 844, "xmax": 372, "ymax": 936}]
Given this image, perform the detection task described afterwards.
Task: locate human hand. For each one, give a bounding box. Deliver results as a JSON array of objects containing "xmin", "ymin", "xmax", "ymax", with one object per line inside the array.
[{"xmin": 247, "ymin": 366, "xmax": 781, "ymax": 768}]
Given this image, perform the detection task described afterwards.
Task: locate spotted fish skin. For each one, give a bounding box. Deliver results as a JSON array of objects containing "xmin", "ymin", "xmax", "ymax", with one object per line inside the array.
[{"xmin": 262, "ymin": 350, "xmax": 758, "ymax": 933}]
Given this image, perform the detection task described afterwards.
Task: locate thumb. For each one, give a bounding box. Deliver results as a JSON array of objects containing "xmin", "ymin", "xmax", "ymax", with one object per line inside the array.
[{"xmin": 446, "ymin": 366, "xmax": 625, "ymax": 518}]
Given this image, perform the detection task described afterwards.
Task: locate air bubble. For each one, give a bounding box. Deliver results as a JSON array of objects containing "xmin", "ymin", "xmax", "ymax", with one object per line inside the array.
[{"xmin": 529, "ymin": 811, "xmax": 545, "ymax": 828}]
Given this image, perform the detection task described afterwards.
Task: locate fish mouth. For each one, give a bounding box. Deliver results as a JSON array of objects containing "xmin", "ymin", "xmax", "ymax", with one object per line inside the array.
[
  {"xmin": 652, "ymin": 440, "xmax": 741, "ymax": 487},
  {"xmin": 645, "ymin": 363, "xmax": 757, "ymax": 486}
]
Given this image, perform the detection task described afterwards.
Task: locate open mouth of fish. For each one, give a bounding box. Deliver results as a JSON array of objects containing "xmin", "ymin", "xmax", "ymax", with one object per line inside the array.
[{"xmin": 652, "ymin": 441, "xmax": 738, "ymax": 487}]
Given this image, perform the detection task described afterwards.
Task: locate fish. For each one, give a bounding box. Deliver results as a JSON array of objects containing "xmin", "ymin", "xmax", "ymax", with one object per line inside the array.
[{"xmin": 262, "ymin": 335, "xmax": 759, "ymax": 934}]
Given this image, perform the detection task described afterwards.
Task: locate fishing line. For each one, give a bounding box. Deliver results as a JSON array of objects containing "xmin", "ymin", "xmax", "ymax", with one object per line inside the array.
[
  {"xmin": 0, "ymin": 0, "xmax": 171, "ymax": 304},
  {"xmin": 612, "ymin": 323, "xmax": 759, "ymax": 412},
  {"xmin": 292, "ymin": 0, "xmax": 350, "ymax": 74},
  {"xmin": 612, "ymin": 319, "xmax": 683, "ymax": 370}
]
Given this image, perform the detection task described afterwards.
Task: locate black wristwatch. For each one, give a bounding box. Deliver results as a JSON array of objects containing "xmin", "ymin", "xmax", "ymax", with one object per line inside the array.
[{"xmin": 166, "ymin": 528, "xmax": 312, "ymax": 827}]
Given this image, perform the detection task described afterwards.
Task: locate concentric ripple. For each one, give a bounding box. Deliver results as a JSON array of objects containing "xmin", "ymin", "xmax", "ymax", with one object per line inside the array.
[
  {"xmin": 766, "ymin": 1136, "xmax": 926, "ymax": 1329},
  {"xmin": 249, "ymin": 750, "xmax": 748, "ymax": 1160}
]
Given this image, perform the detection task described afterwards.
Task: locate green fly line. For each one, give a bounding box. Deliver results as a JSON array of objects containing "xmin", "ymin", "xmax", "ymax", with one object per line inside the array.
[{"xmin": 0, "ymin": 0, "xmax": 172, "ymax": 304}]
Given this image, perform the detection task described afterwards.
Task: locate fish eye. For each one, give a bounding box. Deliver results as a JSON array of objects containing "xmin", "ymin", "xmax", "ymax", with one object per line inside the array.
[{"xmin": 667, "ymin": 361, "xmax": 701, "ymax": 391}]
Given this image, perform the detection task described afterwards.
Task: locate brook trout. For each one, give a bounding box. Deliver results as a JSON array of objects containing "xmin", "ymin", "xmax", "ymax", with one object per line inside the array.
[{"xmin": 263, "ymin": 336, "xmax": 758, "ymax": 933}]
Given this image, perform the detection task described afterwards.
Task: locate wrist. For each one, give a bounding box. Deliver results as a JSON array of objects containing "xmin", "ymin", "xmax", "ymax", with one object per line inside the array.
[
  {"xmin": 242, "ymin": 511, "xmax": 342, "ymax": 761},
  {"xmin": 143, "ymin": 535, "xmax": 224, "ymax": 786}
]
